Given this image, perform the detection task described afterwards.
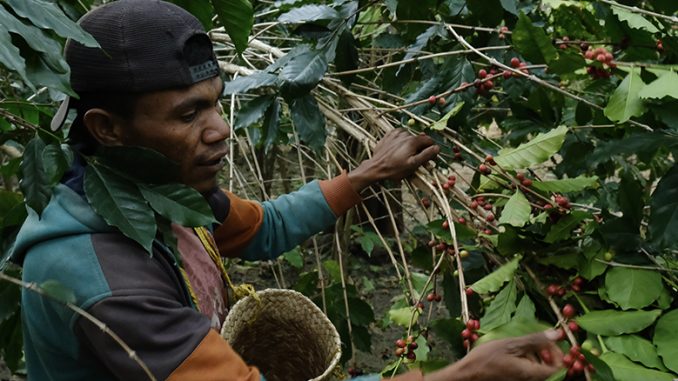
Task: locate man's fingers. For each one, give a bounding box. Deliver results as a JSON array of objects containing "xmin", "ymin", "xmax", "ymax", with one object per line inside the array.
[
  {"xmin": 410, "ymin": 144, "xmax": 440, "ymax": 167},
  {"xmin": 511, "ymin": 330, "xmax": 559, "ymax": 353}
]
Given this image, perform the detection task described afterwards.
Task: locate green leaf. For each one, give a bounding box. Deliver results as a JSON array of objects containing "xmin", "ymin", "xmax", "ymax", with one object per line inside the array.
[
  {"xmin": 470, "ymin": 255, "xmax": 521, "ymax": 294},
  {"xmin": 278, "ymin": 4, "xmax": 339, "ymax": 23},
  {"xmin": 139, "ymin": 184, "xmax": 215, "ymax": 227},
  {"xmin": 261, "ymin": 98, "xmax": 281, "ymax": 152},
  {"xmin": 399, "ymin": 24, "xmax": 445, "ymax": 74},
  {"xmin": 475, "ymin": 318, "xmax": 551, "ymax": 345},
  {"xmin": 5, "ymin": 0, "xmax": 98, "ymax": 47},
  {"xmin": 545, "ymin": 369, "xmax": 567, "ymax": 381},
  {"xmin": 168, "ymin": 0, "xmax": 214, "ymax": 30},
  {"xmin": 605, "ymin": 267, "xmax": 663, "ymax": 310},
  {"xmin": 649, "ymin": 162, "xmax": 678, "ymax": 250},
  {"xmin": 495, "ymin": 125, "xmax": 568, "ymax": 170},
  {"xmin": 611, "ymin": 7, "xmax": 660, "ymax": 33},
  {"xmin": 388, "ymin": 306, "xmax": 419, "ymax": 327},
  {"xmin": 84, "ymin": 165, "xmax": 156, "ymax": 253},
  {"xmin": 289, "ymin": 94, "xmax": 326, "ymax": 151},
  {"xmin": 600, "ymin": 352, "xmax": 674, "ymax": 381},
  {"xmin": 640, "ymin": 70, "xmax": 678, "ymax": 100},
  {"xmin": 282, "ymin": 248, "xmax": 303, "ymax": 269},
  {"xmin": 499, "ymin": 191, "xmax": 531, "ymax": 227},
  {"xmin": 500, "ymin": 0, "xmax": 518, "ymax": 15},
  {"xmin": 234, "ymin": 95, "xmax": 275, "ymax": 130},
  {"xmin": 604, "ymin": 68, "xmax": 647, "ymax": 123},
  {"xmin": 95, "ymin": 146, "xmax": 180, "ymax": 184},
  {"xmin": 604, "ymin": 335, "xmax": 668, "ymax": 371},
  {"xmin": 548, "ymin": 51, "xmax": 586, "ymax": 76},
  {"xmin": 358, "ymin": 235, "xmax": 375, "ymax": 255},
  {"xmin": 222, "ymin": 73, "xmax": 278, "ymax": 95},
  {"xmin": 481, "ymin": 280, "xmax": 518, "ymax": 331},
  {"xmin": 576, "ymin": 309, "xmax": 662, "ymax": 336},
  {"xmin": 322, "ymin": 259, "xmax": 340, "ymax": 281},
  {"xmin": 544, "ymin": 210, "xmax": 590, "ymax": 243},
  {"xmin": 538, "ymin": 251, "xmax": 580, "ymax": 270},
  {"xmin": 42, "ymin": 144, "xmax": 70, "ymax": 184},
  {"xmin": 279, "ymin": 50, "xmax": 328, "ymax": 97},
  {"xmin": 513, "ymin": 12, "xmax": 559, "ymax": 64},
  {"xmin": 20, "ymin": 136, "xmax": 51, "ymax": 215},
  {"xmin": 430, "ymin": 102, "xmax": 465, "ymax": 131},
  {"xmin": 0, "ymin": 7, "xmax": 69, "ymax": 73},
  {"xmin": 157, "ymin": 216, "xmax": 180, "ymax": 262},
  {"xmin": 585, "ymin": 350, "xmax": 617, "ymax": 381},
  {"xmin": 347, "ymin": 297, "xmax": 375, "ymax": 326},
  {"xmin": 532, "ymin": 175, "xmax": 599, "ymax": 193},
  {"xmin": 0, "ymin": 23, "xmax": 29, "ymax": 84},
  {"xmin": 40, "ymin": 279, "xmax": 75, "ymax": 304},
  {"xmin": 211, "ymin": 0, "xmax": 253, "ymax": 54},
  {"xmin": 334, "ymin": 30, "xmax": 359, "ymax": 86},
  {"xmin": 579, "ymin": 247, "xmax": 608, "ymax": 280},
  {"xmin": 514, "ymin": 295, "xmax": 536, "ymax": 320},
  {"xmin": 654, "ymin": 309, "xmax": 678, "ymax": 373}
]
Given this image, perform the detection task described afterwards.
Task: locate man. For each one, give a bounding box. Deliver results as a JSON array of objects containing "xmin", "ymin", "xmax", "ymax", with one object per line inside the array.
[{"xmin": 10, "ymin": 1, "xmax": 563, "ymax": 380}]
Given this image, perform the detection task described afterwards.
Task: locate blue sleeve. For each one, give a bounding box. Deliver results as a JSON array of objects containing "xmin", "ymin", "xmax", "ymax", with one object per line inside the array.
[{"xmin": 240, "ymin": 180, "xmax": 337, "ymax": 261}]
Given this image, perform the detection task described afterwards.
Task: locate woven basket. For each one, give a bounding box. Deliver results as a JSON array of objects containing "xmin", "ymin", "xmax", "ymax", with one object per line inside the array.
[{"xmin": 221, "ymin": 289, "xmax": 342, "ymax": 381}]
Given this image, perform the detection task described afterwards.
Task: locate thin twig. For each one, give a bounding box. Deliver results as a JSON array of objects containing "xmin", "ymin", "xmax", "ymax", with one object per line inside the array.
[
  {"xmin": 599, "ymin": 0, "xmax": 678, "ymax": 24},
  {"xmin": 0, "ymin": 272, "xmax": 157, "ymax": 381},
  {"xmin": 444, "ymin": 24, "xmax": 653, "ymax": 132}
]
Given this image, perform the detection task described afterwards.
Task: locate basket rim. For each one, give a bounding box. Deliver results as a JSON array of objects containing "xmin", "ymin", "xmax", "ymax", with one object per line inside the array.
[{"xmin": 221, "ymin": 288, "xmax": 342, "ymax": 381}]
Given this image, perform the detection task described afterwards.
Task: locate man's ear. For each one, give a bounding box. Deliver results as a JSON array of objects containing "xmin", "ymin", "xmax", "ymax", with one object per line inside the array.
[{"xmin": 82, "ymin": 108, "xmax": 126, "ymax": 146}]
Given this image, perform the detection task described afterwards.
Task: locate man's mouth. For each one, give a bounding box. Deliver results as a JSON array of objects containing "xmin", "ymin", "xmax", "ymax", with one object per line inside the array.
[{"xmin": 199, "ymin": 150, "xmax": 228, "ymax": 167}]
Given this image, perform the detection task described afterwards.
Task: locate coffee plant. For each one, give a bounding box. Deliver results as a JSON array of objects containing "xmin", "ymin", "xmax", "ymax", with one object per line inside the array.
[{"xmin": 1, "ymin": 1, "xmax": 677, "ymax": 380}]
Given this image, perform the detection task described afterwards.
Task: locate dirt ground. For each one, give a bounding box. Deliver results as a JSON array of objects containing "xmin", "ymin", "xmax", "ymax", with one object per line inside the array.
[{"xmin": 228, "ymin": 248, "xmax": 456, "ymax": 376}]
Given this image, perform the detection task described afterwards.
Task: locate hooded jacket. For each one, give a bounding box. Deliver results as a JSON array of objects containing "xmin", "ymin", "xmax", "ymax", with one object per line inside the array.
[{"xmin": 11, "ymin": 165, "xmax": 424, "ymax": 381}]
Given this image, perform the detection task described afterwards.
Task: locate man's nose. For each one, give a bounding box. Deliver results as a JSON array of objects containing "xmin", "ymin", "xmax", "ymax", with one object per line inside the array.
[{"xmin": 203, "ymin": 107, "xmax": 231, "ymax": 143}]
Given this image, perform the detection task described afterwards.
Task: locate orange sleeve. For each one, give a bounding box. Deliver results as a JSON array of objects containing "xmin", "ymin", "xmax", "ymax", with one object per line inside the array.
[
  {"xmin": 167, "ymin": 330, "xmax": 260, "ymax": 381},
  {"xmin": 318, "ymin": 170, "xmax": 363, "ymax": 216},
  {"xmin": 213, "ymin": 191, "xmax": 264, "ymax": 258}
]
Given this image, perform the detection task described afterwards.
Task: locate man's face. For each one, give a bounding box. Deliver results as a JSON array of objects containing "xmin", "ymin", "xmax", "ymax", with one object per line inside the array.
[{"xmin": 118, "ymin": 76, "xmax": 229, "ymax": 193}]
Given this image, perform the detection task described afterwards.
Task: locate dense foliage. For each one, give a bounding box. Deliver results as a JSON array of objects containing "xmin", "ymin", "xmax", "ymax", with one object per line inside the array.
[{"xmin": 1, "ymin": 0, "xmax": 677, "ymax": 380}]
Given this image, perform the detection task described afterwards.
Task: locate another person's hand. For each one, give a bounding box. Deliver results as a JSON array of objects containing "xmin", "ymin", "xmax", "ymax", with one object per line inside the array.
[
  {"xmin": 425, "ymin": 330, "xmax": 564, "ymax": 381},
  {"xmin": 348, "ymin": 129, "xmax": 439, "ymax": 192}
]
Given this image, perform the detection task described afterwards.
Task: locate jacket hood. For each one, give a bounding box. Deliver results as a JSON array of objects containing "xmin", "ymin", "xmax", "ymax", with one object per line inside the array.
[{"xmin": 10, "ymin": 184, "xmax": 113, "ymax": 265}]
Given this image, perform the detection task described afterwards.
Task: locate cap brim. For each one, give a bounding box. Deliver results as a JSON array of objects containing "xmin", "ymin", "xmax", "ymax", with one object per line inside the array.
[{"xmin": 50, "ymin": 96, "xmax": 71, "ymax": 131}]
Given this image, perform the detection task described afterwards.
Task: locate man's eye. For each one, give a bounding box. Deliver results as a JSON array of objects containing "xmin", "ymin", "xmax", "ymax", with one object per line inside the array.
[{"xmin": 181, "ymin": 110, "xmax": 197, "ymax": 122}]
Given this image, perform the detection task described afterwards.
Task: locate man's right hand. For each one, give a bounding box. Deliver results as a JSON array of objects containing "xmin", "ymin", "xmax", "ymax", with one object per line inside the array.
[{"xmin": 425, "ymin": 330, "xmax": 564, "ymax": 381}]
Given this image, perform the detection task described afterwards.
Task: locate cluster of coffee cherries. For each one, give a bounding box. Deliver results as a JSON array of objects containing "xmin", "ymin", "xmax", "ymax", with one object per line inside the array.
[
  {"xmin": 553, "ymin": 194, "xmax": 571, "ymax": 210},
  {"xmin": 584, "ymin": 46, "xmax": 616, "ymax": 79},
  {"xmin": 497, "ymin": 26, "xmax": 509, "ymax": 40},
  {"xmin": 474, "ymin": 68, "xmax": 496, "ymax": 96},
  {"xmin": 452, "ymin": 145, "xmax": 463, "ymax": 161},
  {"xmin": 426, "ymin": 291, "xmax": 442, "ymax": 303},
  {"xmin": 394, "ymin": 335, "xmax": 418, "ymax": 360},
  {"xmin": 478, "ymin": 154, "xmax": 495, "ymax": 175},
  {"xmin": 507, "ymin": 57, "xmax": 530, "ymax": 76},
  {"xmin": 515, "ymin": 172, "xmax": 533, "ymax": 187},
  {"xmin": 563, "ymin": 344, "xmax": 595, "ymax": 378},
  {"xmin": 469, "ymin": 195, "xmax": 495, "ymax": 234},
  {"xmin": 427, "ymin": 95, "xmax": 447, "ymax": 107},
  {"xmin": 460, "ymin": 319, "xmax": 481, "ymax": 349},
  {"xmin": 546, "ymin": 277, "xmax": 584, "ymax": 299},
  {"xmin": 438, "ymin": 174, "xmax": 457, "ymax": 192}
]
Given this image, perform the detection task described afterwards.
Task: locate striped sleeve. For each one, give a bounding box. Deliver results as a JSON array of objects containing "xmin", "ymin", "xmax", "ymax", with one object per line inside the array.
[{"xmin": 214, "ymin": 172, "xmax": 362, "ymax": 261}]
